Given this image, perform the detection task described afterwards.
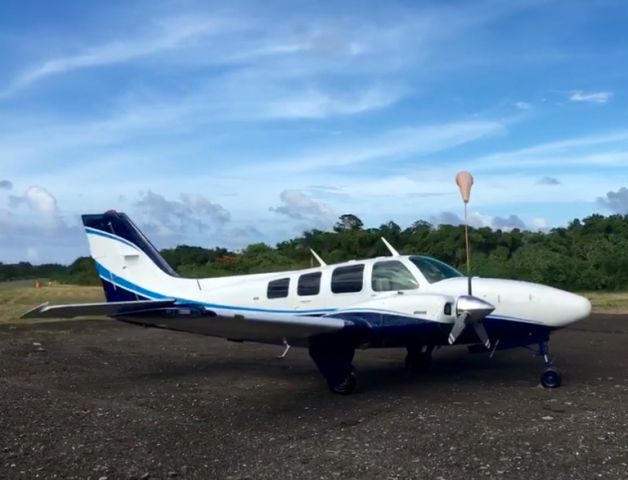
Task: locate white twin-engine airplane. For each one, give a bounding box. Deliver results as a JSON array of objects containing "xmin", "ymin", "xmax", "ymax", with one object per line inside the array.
[{"xmin": 23, "ymin": 210, "xmax": 591, "ymax": 394}]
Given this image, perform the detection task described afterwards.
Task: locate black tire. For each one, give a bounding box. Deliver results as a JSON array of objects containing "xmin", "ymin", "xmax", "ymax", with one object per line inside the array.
[
  {"xmin": 328, "ymin": 368, "xmax": 358, "ymax": 395},
  {"xmin": 540, "ymin": 368, "xmax": 562, "ymax": 388}
]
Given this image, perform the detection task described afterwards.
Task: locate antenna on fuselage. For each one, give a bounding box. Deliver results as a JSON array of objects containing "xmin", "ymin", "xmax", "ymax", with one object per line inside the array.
[
  {"xmin": 455, "ymin": 171, "xmax": 474, "ymax": 295},
  {"xmin": 380, "ymin": 237, "xmax": 400, "ymax": 256},
  {"xmin": 310, "ymin": 249, "xmax": 327, "ymax": 267}
]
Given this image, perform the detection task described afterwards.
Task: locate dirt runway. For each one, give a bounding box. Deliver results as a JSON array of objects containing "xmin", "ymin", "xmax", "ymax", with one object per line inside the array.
[{"xmin": 1, "ymin": 314, "xmax": 627, "ymax": 479}]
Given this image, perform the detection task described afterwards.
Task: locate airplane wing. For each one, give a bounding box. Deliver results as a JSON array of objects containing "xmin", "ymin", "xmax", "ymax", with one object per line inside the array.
[
  {"xmin": 21, "ymin": 301, "xmax": 353, "ymax": 347},
  {"xmin": 21, "ymin": 298, "xmax": 175, "ymax": 318},
  {"xmin": 22, "ymin": 299, "xmax": 177, "ymax": 319}
]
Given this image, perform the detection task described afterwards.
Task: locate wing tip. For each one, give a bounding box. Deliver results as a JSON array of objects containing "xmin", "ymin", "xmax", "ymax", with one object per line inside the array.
[{"xmin": 21, "ymin": 302, "xmax": 50, "ymax": 319}]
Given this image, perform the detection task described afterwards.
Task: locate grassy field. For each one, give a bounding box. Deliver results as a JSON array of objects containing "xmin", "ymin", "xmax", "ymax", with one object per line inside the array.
[
  {"xmin": 1, "ymin": 283, "xmax": 628, "ymax": 324},
  {"xmin": 0, "ymin": 283, "xmax": 104, "ymax": 324},
  {"xmin": 581, "ymin": 291, "xmax": 628, "ymax": 313}
]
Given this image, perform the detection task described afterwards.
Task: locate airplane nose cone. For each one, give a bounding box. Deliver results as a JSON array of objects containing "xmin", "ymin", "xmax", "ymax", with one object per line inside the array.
[
  {"xmin": 558, "ymin": 291, "xmax": 591, "ymax": 324},
  {"xmin": 572, "ymin": 294, "xmax": 592, "ymax": 321}
]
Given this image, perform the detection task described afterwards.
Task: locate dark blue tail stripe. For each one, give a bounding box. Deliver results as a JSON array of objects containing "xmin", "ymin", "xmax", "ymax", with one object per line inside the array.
[{"xmin": 82, "ymin": 211, "xmax": 179, "ymax": 279}]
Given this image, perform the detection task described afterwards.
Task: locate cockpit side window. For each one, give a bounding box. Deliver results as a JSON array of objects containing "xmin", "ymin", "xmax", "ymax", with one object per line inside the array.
[
  {"xmin": 409, "ymin": 256, "xmax": 463, "ymax": 284},
  {"xmin": 372, "ymin": 260, "xmax": 419, "ymax": 291}
]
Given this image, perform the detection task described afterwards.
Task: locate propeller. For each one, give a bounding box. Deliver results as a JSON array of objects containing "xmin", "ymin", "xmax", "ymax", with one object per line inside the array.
[{"xmin": 448, "ymin": 295, "xmax": 495, "ymax": 348}]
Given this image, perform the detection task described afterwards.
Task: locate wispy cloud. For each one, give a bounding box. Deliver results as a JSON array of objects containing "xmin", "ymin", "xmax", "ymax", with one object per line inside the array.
[
  {"xmin": 569, "ymin": 90, "xmax": 613, "ymax": 104},
  {"xmin": 538, "ymin": 176, "xmax": 560, "ymax": 185},
  {"xmin": 1, "ymin": 16, "xmax": 241, "ymax": 97},
  {"xmin": 259, "ymin": 120, "xmax": 505, "ymax": 174},
  {"xmin": 265, "ymin": 86, "xmax": 403, "ymax": 119},
  {"xmin": 468, "ymin": 130, "xmax": 628, "ymax": 172}
]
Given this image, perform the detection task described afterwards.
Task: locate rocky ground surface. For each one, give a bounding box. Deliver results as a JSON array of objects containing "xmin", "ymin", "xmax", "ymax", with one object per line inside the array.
[{"xmin": 0, "ymin": 314, "xmax": 627, "ymax": 479}]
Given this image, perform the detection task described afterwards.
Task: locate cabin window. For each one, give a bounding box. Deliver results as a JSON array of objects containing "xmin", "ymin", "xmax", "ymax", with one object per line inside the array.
[
  {"xmin": 331, "ymin": 264, "xmax": 364, "ymax": 294},
  {"xmin": 409, "ymin": 256, "xmax": 463, "ymax": 284},
  {"xmin": 372, "ymin": 260, "xmax": 419, "ymax": 291},
  {"xmin": 298, "ymin": 272, "xmax": 321, "ymax": 296},
  {"xmin": 267, "ymin": 278, "xmax": 290, "ymax": 299}
]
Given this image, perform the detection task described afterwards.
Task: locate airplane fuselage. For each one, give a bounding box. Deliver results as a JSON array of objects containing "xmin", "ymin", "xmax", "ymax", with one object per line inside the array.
[{"xmin": 88, "ymin": 227, "xmax": 590, "ymax": 349}]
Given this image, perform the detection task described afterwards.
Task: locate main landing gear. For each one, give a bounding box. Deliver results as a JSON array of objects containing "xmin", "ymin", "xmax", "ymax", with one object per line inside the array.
[
  {"xmin": 405, "ymin": 345, "xmax": 433, "ymax": 372},
  {"xmin": 309, "ymin": 343, "xmax": 358, "ymax": 395},
  {"xmin": 537, "ymin": 341, "xmax": 562, "ymax": 388}
]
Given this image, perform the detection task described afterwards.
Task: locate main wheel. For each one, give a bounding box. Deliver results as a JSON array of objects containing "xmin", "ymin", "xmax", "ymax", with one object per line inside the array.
[
  {"xmin": 328, "ymin": 368, "xmax": 358, "ymax": 395},
  {"xmin": 540, "ymin": 368, "xmax": 562, "ymax": 388},
  {"xmin": 405, "ymin": 347, "xmax": 432, "ymax": 372}
]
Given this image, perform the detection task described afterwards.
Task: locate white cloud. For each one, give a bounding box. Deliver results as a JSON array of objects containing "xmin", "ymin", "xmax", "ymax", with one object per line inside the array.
[
  {"xmin": 266, "ymin": 86, "xmax": 402, "ymax": 119},
  {"xmin": 270, "ymin": 190, "xmax": 335, "ymax": 229},
  {"xmin": 515, "ymin": 101, "xmax": 531, "ymax": 110},
  {"xmin": 9, "ymin": 186, "xmax": 62, "ymax": 225},
  {"xmin": 0, "ymin": 185, "xmax": 81, "ymax": 262},
  {"xmin": 532, "ymin": 218, "xmax": 547, "ymax": 230},
  {"xmin": 569, "ymin": 90, "xmax": 613, "ymax": 104},
  {"xmin": 135, "ymin": 190, "xmax": 230, "ymax": 235},
  {"xmin": 597, "ymin": 187, "xmax": 628, "ymax": 213}
]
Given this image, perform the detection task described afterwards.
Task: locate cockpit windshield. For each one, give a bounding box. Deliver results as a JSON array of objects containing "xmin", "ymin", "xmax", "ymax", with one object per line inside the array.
[{"xmin": 409, "ymin": 256, "xmax": 463, "ymax": 284}]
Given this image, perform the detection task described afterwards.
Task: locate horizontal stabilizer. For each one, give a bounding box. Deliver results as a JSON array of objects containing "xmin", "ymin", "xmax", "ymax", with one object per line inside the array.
[{"xmin": 21, "ymin": 299, "xmax": 176, "ymax": 319}]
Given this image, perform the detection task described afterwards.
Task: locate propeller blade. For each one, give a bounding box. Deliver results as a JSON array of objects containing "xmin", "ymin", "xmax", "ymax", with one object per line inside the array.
[
  {"xmin": 448, "ymin": 312, "xmax": 468, "ymax": 345},
  {"xmin": 472, "ymin": 321, "xmax": 491, "ymax": 349}
]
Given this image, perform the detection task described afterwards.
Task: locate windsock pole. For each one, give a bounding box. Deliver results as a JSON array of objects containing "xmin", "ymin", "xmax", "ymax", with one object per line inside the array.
[{"xmin": 455, "ymin": 171, "xmax": 474, "ymax": 296}]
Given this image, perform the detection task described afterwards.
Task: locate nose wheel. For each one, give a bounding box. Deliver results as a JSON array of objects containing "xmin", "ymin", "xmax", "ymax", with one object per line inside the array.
[
  {"xmin": 541, "ymin": 367, "xmax": 562, "ymax": 388},
  {"xmin": 538, "ymin": 341, "xmax": 562, "ymax": 388}
]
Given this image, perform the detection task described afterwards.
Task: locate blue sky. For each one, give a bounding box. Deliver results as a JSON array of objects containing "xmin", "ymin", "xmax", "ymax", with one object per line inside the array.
[{"xmin": 2, "ymin": 0, "xmax": 628, "ymax": 263}]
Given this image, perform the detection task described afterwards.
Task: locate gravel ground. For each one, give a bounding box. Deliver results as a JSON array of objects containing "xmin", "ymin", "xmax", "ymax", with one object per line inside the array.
[{"xmin": 0, "ymin": 314, "xmax": 627, "ymax": 479}]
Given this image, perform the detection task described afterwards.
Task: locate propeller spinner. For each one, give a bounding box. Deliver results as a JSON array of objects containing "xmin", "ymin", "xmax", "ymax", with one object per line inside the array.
[{"xmin": 448, "ymin": 295, "xmax": 495, "ymax": 348}]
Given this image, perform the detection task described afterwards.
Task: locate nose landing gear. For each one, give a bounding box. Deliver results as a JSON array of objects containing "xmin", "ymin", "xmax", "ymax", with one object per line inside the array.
[{"xmin": 538, "ymin": 341, "xmax": 562, "ymax": 388}]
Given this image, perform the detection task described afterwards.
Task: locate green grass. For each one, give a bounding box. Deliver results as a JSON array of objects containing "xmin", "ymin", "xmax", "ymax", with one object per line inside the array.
[
  {"xmin": 580, "ymin": 291, "xmax": 628, "ymax": 313},
  {"xmin": 0, "ymin": 283, "xmax": 104, "ymax": 324}
]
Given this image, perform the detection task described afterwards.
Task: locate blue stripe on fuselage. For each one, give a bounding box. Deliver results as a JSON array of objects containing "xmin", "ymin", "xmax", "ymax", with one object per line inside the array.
[{"xmin": 94, "ymin": 261, "xmax": 337, "ymax": 315}]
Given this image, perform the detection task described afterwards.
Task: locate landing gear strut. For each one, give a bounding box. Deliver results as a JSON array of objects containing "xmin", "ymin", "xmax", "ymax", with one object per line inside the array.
[
  {"xmin": 309, "ymin": 343, "xmax": 357, "ymax": 395},
  {"xmin": 538, "ymin": 341, "xmax": 562, "ymax": 388},
  {"xmin": 405, "ymin": 345, "xmax": 433, "ymax": 372}
]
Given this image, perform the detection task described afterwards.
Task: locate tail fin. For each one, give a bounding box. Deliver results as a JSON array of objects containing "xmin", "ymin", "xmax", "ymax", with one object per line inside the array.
[{"xmin": 82, "ymin": 210, "xmax": 179, "ymax": 302}]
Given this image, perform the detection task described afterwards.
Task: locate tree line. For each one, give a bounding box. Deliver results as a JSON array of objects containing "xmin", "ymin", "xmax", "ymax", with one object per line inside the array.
[{"xmin": 2, "ymin": 213, "xmax": 628, "ymax": 291}]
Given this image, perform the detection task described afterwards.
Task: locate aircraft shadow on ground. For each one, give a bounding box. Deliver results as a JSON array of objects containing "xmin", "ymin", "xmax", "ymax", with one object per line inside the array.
[{"xmin": 118, "ymin": 346, "xmax": 537, "ymax": 394}]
